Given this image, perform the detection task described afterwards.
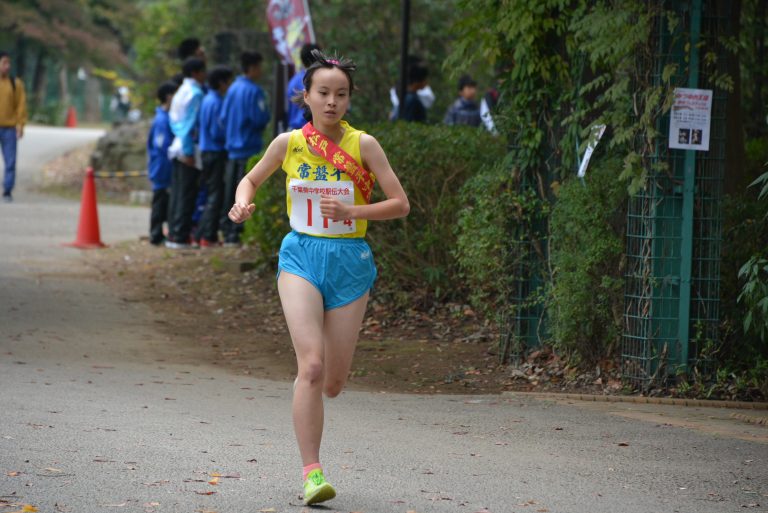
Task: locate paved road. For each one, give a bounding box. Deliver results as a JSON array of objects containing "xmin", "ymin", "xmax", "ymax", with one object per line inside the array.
[{"xmin": 1, "ymin": 127, "xmax": 767, "ymax": 513}]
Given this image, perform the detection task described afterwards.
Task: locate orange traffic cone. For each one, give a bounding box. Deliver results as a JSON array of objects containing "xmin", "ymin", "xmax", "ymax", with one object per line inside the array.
[
  {"xmin": 65, "ymin": 167, "xmax": 106, "ymax": 249},
  {"xmin": 65, "ymin": 106, "xmax": 77, "ymax": 128}
]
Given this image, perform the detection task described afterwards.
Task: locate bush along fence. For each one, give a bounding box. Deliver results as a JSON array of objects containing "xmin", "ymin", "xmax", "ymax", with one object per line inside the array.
[{"xmin": 445, "ymin": 0, "xmax": 767, "ymax": 399}]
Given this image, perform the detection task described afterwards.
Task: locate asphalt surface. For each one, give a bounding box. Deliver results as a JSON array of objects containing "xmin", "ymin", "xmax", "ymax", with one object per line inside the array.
[{"xmin": 1, "ymin": 126, "xmax": 767, "ymax": 513}]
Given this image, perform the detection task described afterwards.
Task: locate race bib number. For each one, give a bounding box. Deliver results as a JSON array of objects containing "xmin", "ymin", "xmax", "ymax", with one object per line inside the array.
[{"xmin": 288, "ymin": 179, "xmax": 356, "ymax": 235}]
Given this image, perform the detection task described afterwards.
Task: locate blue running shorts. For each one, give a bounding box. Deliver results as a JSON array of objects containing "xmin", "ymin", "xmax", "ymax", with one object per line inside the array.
[{"xmin": 277, "ymin": 231, "xmax": 377, "ymax": 310}]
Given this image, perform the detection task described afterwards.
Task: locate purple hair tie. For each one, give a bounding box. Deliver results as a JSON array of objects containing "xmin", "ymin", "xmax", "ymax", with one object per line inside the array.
[{"xmin": 327, "ymin": 59, "xmax": 340, "ymax": 65}]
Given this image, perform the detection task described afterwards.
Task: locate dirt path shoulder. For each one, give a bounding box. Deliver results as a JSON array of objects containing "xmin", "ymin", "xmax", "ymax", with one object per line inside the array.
[{"xmin": 87, "ymin": 240, "xmax": 508, "ymax": 394}]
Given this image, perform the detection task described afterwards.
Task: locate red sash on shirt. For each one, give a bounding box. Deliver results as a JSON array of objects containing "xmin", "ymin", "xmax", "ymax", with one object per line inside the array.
[{"xmin": 301, "ymin": 122, "xmax": 375, "ymax": 203}]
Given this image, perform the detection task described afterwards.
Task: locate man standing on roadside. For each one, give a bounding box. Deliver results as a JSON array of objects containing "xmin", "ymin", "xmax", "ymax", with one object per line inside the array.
[
  {"xmin": 166, "ymin": 57, "xmax": 206, "ymax": 248},
  {"xmin": 219, "ymin": 51, "xmax": 270, "ymax": 246},
  {"xmin": 0, "ymin": 51, "xmax": 27, "ymax": 203}
]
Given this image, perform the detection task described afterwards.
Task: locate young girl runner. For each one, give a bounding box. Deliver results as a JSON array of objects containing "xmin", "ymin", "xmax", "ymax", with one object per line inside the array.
[{"xmin": 228, "ymin": 51, "xmax": 409, "ymax": 505}]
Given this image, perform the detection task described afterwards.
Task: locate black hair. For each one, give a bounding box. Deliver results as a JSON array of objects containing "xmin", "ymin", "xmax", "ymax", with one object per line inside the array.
[
  {"xmin": 156, "ymin": 81, "xmax": 178, "ymax": 103},
  {"xmin": 208, "ymin": 65, "xmax": 234, "ymax": 90},
  {"xmin": 408, "ymin": 64, "xmax": 429, "ymax": 85},
  {"xmin": 458, "ymin": 74, "xmax": 477, "ymax": 90},
  {"xmin": 178, "ymin": 38, "xmax": 201, "ymax": 60},
  {"xmin": 293, "ymin": 50, "xmax": 356, "ymax": 123},
  {"xmin": 300, "ymin": 43, "xmax": 321, "ymax": 68},
  {"xmin": 182, "ymin": 57, "xmax": 206, "ymax": 78},
  {"xmin": 240, "ymin": 51, "xmax": 263, "ymax": 73},
  {"xmin": 0, "ymin": 51, "xmax": 9, "ymax": 60}
]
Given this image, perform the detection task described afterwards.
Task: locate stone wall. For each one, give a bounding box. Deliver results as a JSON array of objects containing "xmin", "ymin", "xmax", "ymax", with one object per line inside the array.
[{"xmin": 90, "ymin": 120, "xmax": 150, "ymax": 174}]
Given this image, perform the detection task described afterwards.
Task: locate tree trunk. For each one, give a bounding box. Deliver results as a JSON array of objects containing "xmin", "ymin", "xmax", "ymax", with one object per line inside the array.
[
  {"xmin": 58, "ymin": 66, "xmax": 70, "ymax": 107},
  {"xmin": 84, "ymin": 71, "xmax": 101, "ymax": 123},
  {"xmin": 32, "ymin": 47, "xmax": 48, "ymax": 109},
  {"xmin": 753, "ymin": 0, "xmax": 766, "ymax": 136},
  {"xmin": 723, "ymin": 0, "xmax": 748, "ymax": 196},
  {"xmin": 14, "ymin": 35, "xmax": 26, "ymax": 78}
]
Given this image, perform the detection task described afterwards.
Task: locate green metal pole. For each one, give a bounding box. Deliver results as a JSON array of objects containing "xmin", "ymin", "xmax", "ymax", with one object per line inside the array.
[{"xmin": 677, "ymin": 0, "xmax": 701, "ymax": 372}]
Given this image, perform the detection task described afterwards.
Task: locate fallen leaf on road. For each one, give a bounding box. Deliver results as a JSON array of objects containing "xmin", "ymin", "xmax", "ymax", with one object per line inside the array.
[
  {"xmin": 44, "ymin": 468, "xmax": 63, "ymax": 473},
  {"xmin": 6, "ymin": 471, "xmax": 21, "ymax": 476},
  {"xmin": 101, "ymin": 503, "xmax": 126, "ymax": 507},
  {"xmin": 258, "ymin": 509, "xmax": 276, "ymax": 512},
  {"xmin": 208, "ymin": 477, "xmax": 220, "ymax": 485},
  {"xmin": 194, "ymin": 491, "xmax": 216, "ymax": 495},
  {"xmin": 618, "ymin": 442, "xmax": 629, "ymax": 447},
  {"xmin": 143, "ymin": 502, "xmax": 160, "ymax": 507}
]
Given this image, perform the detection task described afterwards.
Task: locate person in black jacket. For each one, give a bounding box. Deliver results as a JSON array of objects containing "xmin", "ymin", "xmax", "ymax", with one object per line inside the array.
[
  {"xmin": 400, "ymin": 64, "xmax": 429, "ymax": 122},
  {"xmin": 444, "ymin": 74, "xmax": 481, "ymax": 127}
]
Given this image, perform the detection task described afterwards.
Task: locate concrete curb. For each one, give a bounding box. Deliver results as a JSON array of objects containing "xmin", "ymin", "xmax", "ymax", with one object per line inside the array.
[{"xmin": 503, "ymin": 391, "xmax": 768, "ymax": 410}]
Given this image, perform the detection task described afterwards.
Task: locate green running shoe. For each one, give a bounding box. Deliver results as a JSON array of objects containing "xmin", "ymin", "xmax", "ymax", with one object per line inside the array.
[{"xmin": 303, "ymin": 468, "xmax": 336, "ymax": 505}]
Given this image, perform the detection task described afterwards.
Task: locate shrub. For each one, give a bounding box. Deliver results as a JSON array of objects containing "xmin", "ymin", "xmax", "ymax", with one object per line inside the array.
[
  {"xmin": 363, "ymin": 122, "xmax": 505, "ymax": 307},
  {"xmin": 720, "ymin": 141, "xmax": 768, "ymax": 367},
  {"xmin": 548, "ymin": 157, "xmax": 627, "ymax": 365},
  {"xmin": 454, "ymin": 158, "xmax": 540, "ymax": 320},
  {"xmin": 242, "ymin": 124, "xmax": 505, "ymax": 309}
]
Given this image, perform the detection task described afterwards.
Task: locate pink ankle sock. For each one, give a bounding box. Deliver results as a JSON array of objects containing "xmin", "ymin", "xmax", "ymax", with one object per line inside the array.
[{"xmin": 303, "ymin": 462, "xmax": 322, "ymax": 480}]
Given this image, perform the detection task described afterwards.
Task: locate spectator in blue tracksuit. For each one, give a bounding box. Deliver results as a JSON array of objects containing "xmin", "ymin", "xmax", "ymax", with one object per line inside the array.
[
  {"xmin": 219, "ymin": 51, "xmax": 270, "ymax": 245},
  {"xmin": 146, "ymin": 81, "xmax": 178, "ymax": 245},
  {"xmin": 167, "ymin": 57, "xmax": 206, "ymax": 248},
  {"xmin": 196, "ymin": 65, "xmax": 234, "ymax": 246},
  {"xmin": 285, "ymin": 43, "xmax": 321, "ymax": 130}
]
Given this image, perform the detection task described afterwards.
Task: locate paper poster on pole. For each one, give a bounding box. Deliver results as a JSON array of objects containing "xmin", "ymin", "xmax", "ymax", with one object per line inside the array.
[
  {"xmin": 668, "ymin": 87, "xmax": 712, "ymax": 151},
  {"xmin": 267, "ymin": 0, "xmax": 316, "ymax": 70}
]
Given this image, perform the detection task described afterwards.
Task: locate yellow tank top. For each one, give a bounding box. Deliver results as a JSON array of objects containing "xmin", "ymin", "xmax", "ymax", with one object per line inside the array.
[{"xmin": 281, "ymin": 120, "xmax": 370, "ymax": 238}]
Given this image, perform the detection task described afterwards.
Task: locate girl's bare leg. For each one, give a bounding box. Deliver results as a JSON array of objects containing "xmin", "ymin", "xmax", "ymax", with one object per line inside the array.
[
  {"xmin": 278, "ymin": 272, "xmax": 325, "ymax": 466},
  {"xmin": 323, "ymin": 293, "xmax": 369, "ymax": 398}
]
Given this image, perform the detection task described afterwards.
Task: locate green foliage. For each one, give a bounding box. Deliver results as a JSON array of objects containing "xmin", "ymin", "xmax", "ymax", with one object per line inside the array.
[
  {"xmin": 313, "ymin": 0, "xmax": 462, "ymax": 124},
  {"xmin": 133, "ymin": 0, "xmax": 270, "ymax": 113},
  {"xmin": 241, "ymin": 152, "xmax": 287, "ymax": 267},
  {"xmin": 131, "ymin": 0, "xmax": 463, "ymax": 122},
  {"xmin": 241, "ymin": 124, "xmax": 504, "ymax": 305},
  {"xmin": 0, "ymin": 0, "xmax": 137, "ymax": 67},
  {"xmin": 364, "ymin": 122, "xmax": 505, "ymax": 306},
  {"xmin": 740, "ymin": 0, "xmax": 768, "ymax": 137},
  {"xmin": 548, "ymin": 157, "xmax": 627, "ymax": 365},
  {"xmin": 720, "ymin": 195, "xmax": 768, "ymax": 359},
  {"xmin": 447, "ymin": 0, "xmax": 738, "ymax": 369},
  {"xmin": 749, "ymin": 169, "xmax": 768, "ymax": 218},
  {"xmin": 455, "ymin": 161, "xmax": 547, "ymax": 320},
  {"xmin": 738, "ymin": 256, "xmax": 768, "ymax": 343}
]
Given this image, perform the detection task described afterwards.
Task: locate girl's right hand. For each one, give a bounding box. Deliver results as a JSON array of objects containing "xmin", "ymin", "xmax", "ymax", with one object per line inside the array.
[{"xmin": 228, "ymin": 202, "xmax": 256, "ymax": 223}]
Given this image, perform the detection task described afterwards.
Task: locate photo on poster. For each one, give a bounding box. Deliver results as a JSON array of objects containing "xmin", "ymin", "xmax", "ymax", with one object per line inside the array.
[{"xmin": 669, "ymin": 87, "xmax": 712, "ymax": 151}]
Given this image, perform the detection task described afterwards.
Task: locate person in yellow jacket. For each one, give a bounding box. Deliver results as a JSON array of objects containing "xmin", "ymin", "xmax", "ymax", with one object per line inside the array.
[
  {"xmin": 0, "ymin": 51, "xmax": 27, "ymax": 202},
  {"xmin": 228, "ymin": 50, "xmax": 409, "ymax": 505}
]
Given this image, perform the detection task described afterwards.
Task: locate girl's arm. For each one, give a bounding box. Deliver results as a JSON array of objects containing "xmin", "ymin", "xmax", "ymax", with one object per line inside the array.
[
  {"xmin": 319, "ymin": 133, "xmax": 410, "ymax": 221},
  {"xmin": 228, "ymin": 132, "xmax": 290, "ymax": 223}
]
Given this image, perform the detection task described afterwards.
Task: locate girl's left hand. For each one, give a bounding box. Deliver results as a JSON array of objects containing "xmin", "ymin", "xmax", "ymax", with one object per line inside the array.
[{"xmin": 319, "ymin": 195, "xmax": 351, "ymax": 221}]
